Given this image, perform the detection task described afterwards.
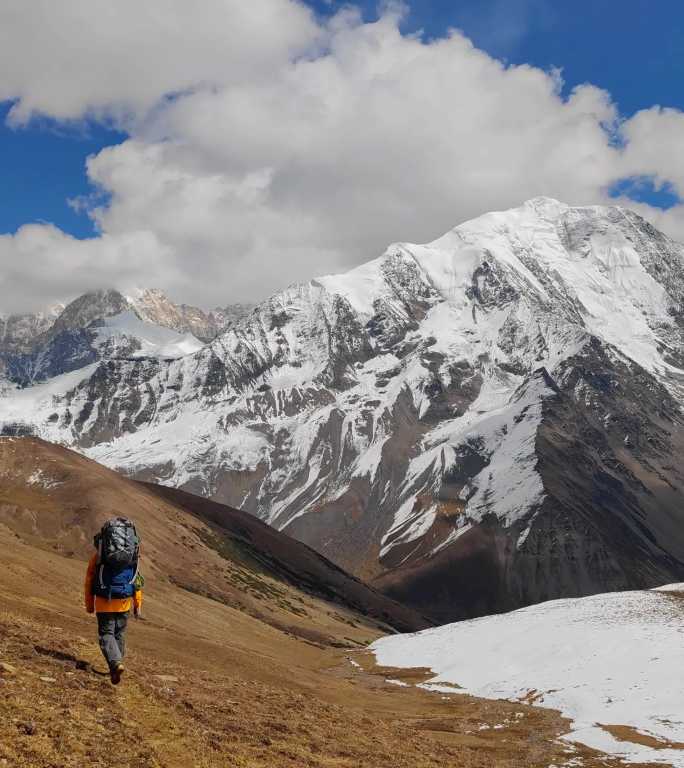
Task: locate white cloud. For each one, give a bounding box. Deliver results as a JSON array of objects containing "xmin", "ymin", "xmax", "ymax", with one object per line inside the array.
[
  {"xmin": 619, "ymin": 107, "xmax": 684, "ymax": 197},
  {"xmin": 0, "ymin": 225, "xmax": 173, "ymax": 313},
  {"xmin": 1, "ymin": 3, "xmax": 684, "ymax": 313},
  {"xmin": 0, "ymin": 0, "xmax": 318, "ymax": 126}
]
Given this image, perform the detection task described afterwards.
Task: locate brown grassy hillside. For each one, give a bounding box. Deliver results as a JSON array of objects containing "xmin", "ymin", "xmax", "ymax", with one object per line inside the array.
[
  {"xmin": 0, "ymin": 437, "xmax": 656, "ymax": 767},
  {"xmin": 0, "ymin": 437, "xmax": 425, "ymax": 640}
]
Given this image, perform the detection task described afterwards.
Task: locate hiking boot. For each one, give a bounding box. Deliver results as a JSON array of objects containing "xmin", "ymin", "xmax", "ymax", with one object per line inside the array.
[{"xmin": 110, "ymin": 662, "xmax": 124, "ymax": 686}]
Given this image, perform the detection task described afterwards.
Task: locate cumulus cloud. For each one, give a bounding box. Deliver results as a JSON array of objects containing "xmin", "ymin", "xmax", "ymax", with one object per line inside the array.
[
  {"xmin": 1, "ymin": 2, "xmax": 684, "ymax": 312},
  {"xmin": 619, "ymin": 107, "xmax": 684, "ymax": 197},
  {"xmin": 0, "ymin": 226, "xmax": 173, "ymax": 312},
  {"xmin": 0, "ymin": 0, "xmax": 318, "ymax": 126}
]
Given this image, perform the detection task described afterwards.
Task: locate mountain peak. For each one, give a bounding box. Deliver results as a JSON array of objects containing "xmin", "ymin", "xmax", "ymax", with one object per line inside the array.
[
  {"xmin": 52, "ymin": 289, "xmax": 129, "ymax": 334},
  {"xmin": 521, "ymin": 196, "xmax": 567, "ymax": 216},
  {"xmin": 128, "ymin": 288, "xmax": 248, "ymax": 341}
]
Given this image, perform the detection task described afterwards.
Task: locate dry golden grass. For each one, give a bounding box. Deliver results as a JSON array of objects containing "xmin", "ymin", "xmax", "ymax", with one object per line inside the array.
[
  {"xmin": 0, "ymin": 437, "xmax": 667, "ymax": 767},
  {"xmin": 0, "ymin": 531, "xmax": 663, "ymax": 768}
]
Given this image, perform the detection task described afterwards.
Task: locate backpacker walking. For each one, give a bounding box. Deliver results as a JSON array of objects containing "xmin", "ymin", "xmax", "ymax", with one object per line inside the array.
[{"xmin": 84, "ymin": 517, "xmax": 143, "ymax": 685}]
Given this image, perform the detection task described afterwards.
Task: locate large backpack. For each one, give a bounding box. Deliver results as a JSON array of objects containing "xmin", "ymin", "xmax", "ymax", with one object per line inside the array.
[{"xmin": 93, "ymin": 517, "xmax": 140, "ymax": 600}]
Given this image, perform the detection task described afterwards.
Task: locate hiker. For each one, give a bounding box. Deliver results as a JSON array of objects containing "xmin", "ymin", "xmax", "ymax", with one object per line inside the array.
[{"xmin": 84, "ymin": 517, "xmax": 143, "ymax": 685}]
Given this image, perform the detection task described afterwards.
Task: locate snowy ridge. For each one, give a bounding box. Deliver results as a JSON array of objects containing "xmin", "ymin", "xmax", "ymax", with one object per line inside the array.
[
  {"xmin": 371, "ymin": 588, "xmax": 684, "ymax": 766},
  {"xmin": 0, "ymin": 287, "xmax": 240, "ymax": 377}
]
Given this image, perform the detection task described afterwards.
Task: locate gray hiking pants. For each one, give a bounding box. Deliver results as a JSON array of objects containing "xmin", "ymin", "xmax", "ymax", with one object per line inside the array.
[{"xmin": 97, "ymin": 612, "xmax": 128, "ymax": 670}]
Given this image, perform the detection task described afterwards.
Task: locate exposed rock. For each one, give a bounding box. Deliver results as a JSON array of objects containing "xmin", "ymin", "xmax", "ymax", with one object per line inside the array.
[
  {"xmin": 17, "ymin": 720, "xmax": 36, "ymax": 735},
  {"xmin": 129, "ymin": 288, "xmax": 253, "ymax": 342}
]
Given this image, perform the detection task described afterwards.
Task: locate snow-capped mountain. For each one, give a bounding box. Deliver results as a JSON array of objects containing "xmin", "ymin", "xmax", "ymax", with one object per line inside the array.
[
  {"xmin": 371, "ymin": 585, "xmax": 684, "ymax": 766},
  {"xmin": 2, "ymin": 198, "xmax": 683, "ymax": 620},
  {"xmin": 0, "ymin": 290, "xmax": 203, "ymax": 386},
  {"xmin": 0, "ymin": 288, "xmax": 251, "ymax": 387}
]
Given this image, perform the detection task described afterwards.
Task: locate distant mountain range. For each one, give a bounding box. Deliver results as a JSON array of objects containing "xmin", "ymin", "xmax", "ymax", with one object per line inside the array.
[
  {"xmin": 0, "ymin": 288, "xmax": 252, "ymax": 385},
  {"xmin": 2, "ymin": 198, "xmax": 683, "ymax": 621},
  {"xmin": 0, "ymin": 286, "xmax": 252, "ymax": 354}
]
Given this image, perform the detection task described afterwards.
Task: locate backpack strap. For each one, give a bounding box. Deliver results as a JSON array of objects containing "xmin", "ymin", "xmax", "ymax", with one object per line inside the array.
[{"xmin": 128, "ymin": 560, "xmax": 139, "ymax": 586}]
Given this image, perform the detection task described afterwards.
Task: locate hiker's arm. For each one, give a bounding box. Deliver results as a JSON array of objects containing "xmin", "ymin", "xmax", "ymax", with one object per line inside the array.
[{"xmin": 84, "ymin": 554, "xmax": 97, "ymax": 613}]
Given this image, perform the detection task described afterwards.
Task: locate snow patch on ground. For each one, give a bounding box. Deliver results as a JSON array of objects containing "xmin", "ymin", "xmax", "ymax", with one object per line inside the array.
[{"xmin": 371, "ymin": 589, "xmax": 684, "ymax": 766}]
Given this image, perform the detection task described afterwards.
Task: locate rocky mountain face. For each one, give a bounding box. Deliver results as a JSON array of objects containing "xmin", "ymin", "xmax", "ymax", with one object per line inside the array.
[
  {"xmin": 0, "ymin": 305, "xmax": 64, "ymax": 355},
  {"xmin": 128, "ymin": 288, "xmax": 253, "ymax": 342},
  {"xmin": 2, "ymin": 198, "xmax": 683, "ymax": 621}
]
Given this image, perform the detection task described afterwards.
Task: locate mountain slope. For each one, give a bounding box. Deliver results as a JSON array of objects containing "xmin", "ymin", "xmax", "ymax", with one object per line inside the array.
[
  {"xmin": 2, "ymin": 198, "xmax": 683, "ymax": 620},
  {"xmin": 0, "ymin": 436, "xmax": 426, "ymax": 636},
  {"xmin": 1, "ymin": 435, "xmax": 623, "ymax": 768},
  {"xmin": 143, "ymin": 481, "xmax": 431, "ymax": 633}
]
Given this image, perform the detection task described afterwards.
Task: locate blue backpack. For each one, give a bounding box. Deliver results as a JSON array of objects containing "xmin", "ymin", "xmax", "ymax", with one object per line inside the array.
[{"xmin": 93, "ymin": 517, "xmax": 140, "ymax": 600}]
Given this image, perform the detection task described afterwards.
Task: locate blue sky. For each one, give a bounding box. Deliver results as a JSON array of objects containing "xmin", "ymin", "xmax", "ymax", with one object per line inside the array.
[
  {"xmin": 308, "ymin": 0, "xmax": 684, "ymax": 115},
  {"xmin": 1, "ymin": 0, "xmax": 682, "ymax": 238},
  {"xmin": 0, "ymin": 103, "xmax": 125, "ymax": 238}
]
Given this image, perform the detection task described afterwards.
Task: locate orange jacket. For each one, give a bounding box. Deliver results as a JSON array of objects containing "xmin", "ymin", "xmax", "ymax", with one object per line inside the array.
[{"xmin": 84, "ymin": 552, "xmax": 143, "ymax": 614}]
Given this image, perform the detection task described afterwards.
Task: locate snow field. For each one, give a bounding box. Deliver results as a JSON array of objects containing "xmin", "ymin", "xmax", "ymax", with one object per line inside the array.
[{"xmin": 371, "ymin": 588, "xmax": 684, "ymax": 766}]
